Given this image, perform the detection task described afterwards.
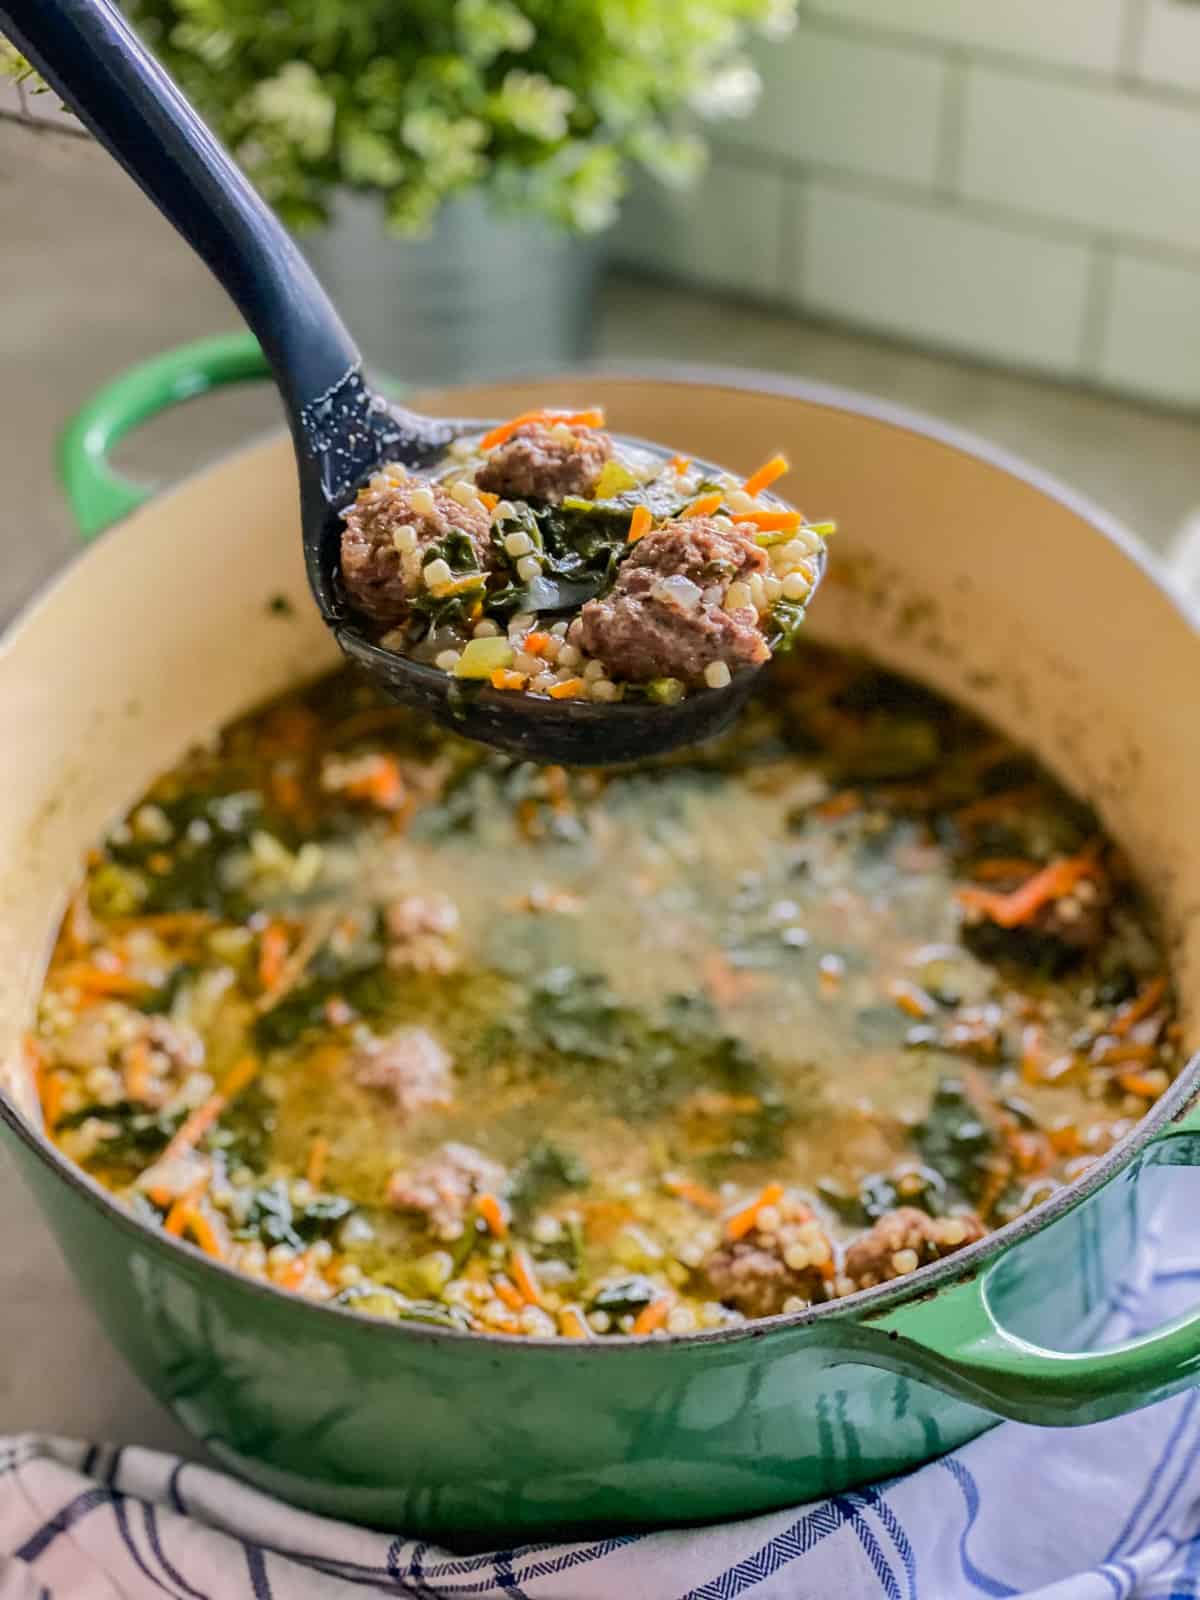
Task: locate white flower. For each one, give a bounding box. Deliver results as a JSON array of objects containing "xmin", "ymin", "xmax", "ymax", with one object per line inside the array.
[
  {"xmin": 245, "ymin": 62, "xmax": 334, "ymax": 160},
  {"xmin": 690, "ymin": 62, "xmax": 761, "ymax": 120},
  {"xmin": 491, "ymin": 69, "xmax": 576, "ymax": 142}
]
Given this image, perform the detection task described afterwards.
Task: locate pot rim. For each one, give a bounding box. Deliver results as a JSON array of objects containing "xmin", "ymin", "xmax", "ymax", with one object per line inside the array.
[{"xmin": 3, "ymin": 362, "xmax": 1197, "ymax": 1355}]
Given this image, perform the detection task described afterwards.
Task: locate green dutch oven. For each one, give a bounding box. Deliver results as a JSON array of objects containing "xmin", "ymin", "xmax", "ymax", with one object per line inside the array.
[{"xmin": 1, "ymin": 334, "xmax": 1199, "ymax": 1546}]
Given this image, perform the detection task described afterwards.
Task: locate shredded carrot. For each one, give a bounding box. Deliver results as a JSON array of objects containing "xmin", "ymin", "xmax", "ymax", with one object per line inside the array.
[
  {"xmin": 524, "ymin": 632, "xmax": 554, "ymax": 657},
  {"xmin": 221, "ymin": 1055, "xmax": 260, "ymax": 1099},
  {"xmin": 124, "ymin": 1038, "xmax": 156, "ymax": 1103},
  {"xmin": 490, "ymin": 669, "xmax": 528, "ymax": 691},
  {"xmin": 548, "ymin": 678, "xmax": 586, "ymax": 700},
  {"xmin": 1020, "ymin": 1024, "xmax": 1046, "ymax": 1085},
  {"xmin": 559, "ymin": 1306, "xmax": 591, "ymax": 1339},
  {"xmin": 816, "ymin": 789, "xmax": 860, "ymax": 820},
  {"xmin": 886, "ymin": 979, "xmax": 937, "ymax": 1020},
  {"xmin": 627, "ymin": 503, "xmax": 653, "ymax": 543},
  {"xmin": 257, "ymin": 921, "xmax": 289, "ymax": 993},
  {"xmin": 730, "ymin": 509, "xmax": 802, "ymax": 533},
  {"xmin": 493, "ymin": 1275, "xmax": 525, "ymax": 1312},
  {"xmin": 477, "ymin": 1191, "xmax": 509, "ymax": 1239},
  {"xmin": 492, "ymin": 1318, "xmax": 524, "ymax": 1336},
  {"xmin": 683, "ymin": 491, "xmax": 723, "ymax": 518},
  {"xmin": 510, "ymin": 1248, "xmax": 542, "ymax": 1306},
  {"xmin": 164, "ymin": 1177, "xmax": 208, "ymax": 1237},
  {"xmin": 632, "ymin": 1297, "xmax": 672, "ymax": 1335},
  {"xmin": 276, "ymin": 1250, "xmax": 311, "ymax": 1291},
  {"xmin": 1111, "ymin": 976, "xmax": 1167, "ymax": 1038},
  {"xmin": 271, "ymin": 771, "xmax": 305, "ymax": 815},
  {"xmin": 184, "ymin": 1208, "xmax": 226, "ymax": 1260},
  {"xmin": 305, "ymin": 1135, "xmax": 329, "ymax": 1190},
  {"xmin": 1118, "ymin": 1070, "xmax": 1166, "ymax": 1099},
  {"xmin": 664, "ymin": 1175, "xmax": 722, "ymax": 1212},
  {"xmin": 1047, "ymin": 1121, "xmax": 1081, "ymax": 1157},
  {"xmin": 479, "ymin": 408, "xmax": 605, "ymax": 452},
  {"xmin": 159, "ymin": 1055, "xmax": 258, "ymax": 1165},
  {"xmin": 953, "ymin": 785, "xmax": 1043, "ymax": 827},
  {"xmin": 726, "ymin": 1181, "xmax": 785, "ymax": 1241},
  {"xmin": 40, "ymin": 1070, "xmax": 66, "ymax": 1133},
  {"xmin": 957, "ymin": 852, "xmax": 1096, "ymax": 929},
  {"xmin": 743, "ymin": 453, "xmax": 790, "ymax": 498},
  {"xmin": 55, "ymin": 965, "xmax": 146, "ymax": 1000},
  {"xmin": 477, "ymin": 489, "xmax": 500, "ymax": 510},
  {"xmin": 344, "ymin": 755, "xmax": 404, "ymax": 812},
  {"xmin": 969, "ymin": 858, "xmax": 1041, "ymax": 883},
  {"xmin": 668, "ymin": 455, "xmax": 691, "ymax": 474}
]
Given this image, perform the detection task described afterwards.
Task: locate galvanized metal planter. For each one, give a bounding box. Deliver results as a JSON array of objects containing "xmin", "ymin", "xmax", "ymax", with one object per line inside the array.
[{"xmin": 299, "ymin": 191, "xmax": 599, "ymax": 385}]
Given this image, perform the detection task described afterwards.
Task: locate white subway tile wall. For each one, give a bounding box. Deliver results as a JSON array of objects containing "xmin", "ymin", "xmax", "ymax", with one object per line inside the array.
[
  {"xmin": 1137, "ymin": 0, "xmax": 1200, "ymax": 94},
  {"xmin": 799, "ymin": 185, "xmax": 1092, "ymax": 372},
  {"xmin": 961, "ymin": 67, "xmax": 1200, "ymax": 256},
  {"xmin": 804, "ymin": 0, "xmax": 1128, "ymax": 74},
  {"xmin": 610, "ymin": 3, "xmax": 1200, "ymax": 408},
  {"xmin": 731, "ymin": 25, "xmax": 946, "ymax": 185},
  {"xmin": 1100, "ymin": 254, "xmax": 1200, "ymax": 405}
]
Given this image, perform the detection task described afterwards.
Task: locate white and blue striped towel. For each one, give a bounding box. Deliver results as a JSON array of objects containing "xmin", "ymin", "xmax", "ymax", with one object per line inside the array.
[{"xmin": 4, "ymin": 1213, "xmax": 1200, "ymax": 1600}]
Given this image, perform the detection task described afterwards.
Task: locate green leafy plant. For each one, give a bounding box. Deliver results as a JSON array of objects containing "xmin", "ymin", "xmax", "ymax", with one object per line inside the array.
[{"xmin": 4, "ymin": 1, "xmax": 794, "ymax": 233}]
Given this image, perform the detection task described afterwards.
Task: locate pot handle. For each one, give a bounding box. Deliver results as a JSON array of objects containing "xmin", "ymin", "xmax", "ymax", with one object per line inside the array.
[
  {"xmin": 57, "ymin": 331, "xmax": 271, "ymax": 540},
  {"xmin": 857, "ymin": 1109, "xmax": 1200, "ymax": 1425}
]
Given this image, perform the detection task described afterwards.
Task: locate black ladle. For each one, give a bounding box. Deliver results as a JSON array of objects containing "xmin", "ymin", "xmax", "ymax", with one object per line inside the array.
[{"xmin": 4, "ymin": 0, "xmax": 824, "ymax": 765}]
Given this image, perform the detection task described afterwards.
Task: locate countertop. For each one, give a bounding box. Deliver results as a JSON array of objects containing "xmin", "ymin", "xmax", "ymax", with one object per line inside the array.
[{"xmin": 3, "ymin": 116, "xmax": 1200, "ymax": 1462}]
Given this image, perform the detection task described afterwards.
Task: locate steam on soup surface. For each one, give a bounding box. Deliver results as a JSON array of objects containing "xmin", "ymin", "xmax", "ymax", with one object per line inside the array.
[{"xmin": 33, "ymin": 645, "xmax": 1178, "ymax": 1337}]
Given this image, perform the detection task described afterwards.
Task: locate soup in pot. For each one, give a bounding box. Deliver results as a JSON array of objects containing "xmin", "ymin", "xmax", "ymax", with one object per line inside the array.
[{"xmin": 31, "ymin": 645, "xmax": 1178, "ymax": 1337}]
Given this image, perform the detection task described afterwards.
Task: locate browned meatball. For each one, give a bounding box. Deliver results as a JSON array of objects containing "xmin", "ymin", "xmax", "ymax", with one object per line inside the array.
[
  {"xmin": 842, "ymin": 1207, "xmax": 984, "ymax": 1291},
  {"xmin": 475, "ymin": 423, "xmax": 612, "ymax": 504},
  {"xmin": 354, "ymin": 1026, "xmax": 454, "ymax": 1118},
  {"xmin": 384, "ymin": 893, "xmax": 460, "ymax": 975},
  {"xmin": 701, "ymin": 1198, "xmax": 835, "ymax": 1318},
  {"xmin": 386, "ymin": 1142, "xmax": 506, "ymax": 1239},
  {"xmin": 579, "ymin": 517, "xmax": 770, "ymax": 686},
  {"xmin": 340, "ymin": 477, "xmax": 491, "ymax": 625}
]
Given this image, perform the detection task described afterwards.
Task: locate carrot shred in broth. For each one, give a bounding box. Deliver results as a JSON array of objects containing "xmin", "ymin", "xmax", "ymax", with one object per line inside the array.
[
  {"xmin": 510, "ymin": 1248, "xmax": 542, "ymax": 1306},
  {"xmin": 726, "ymin": 1182, "xmax": 784, "ymax": 1241},
  {"xmin": 730, "ymin": 510, "xmax": 803, "ymax": 533},
  {"xmin": 664, "ymin": 1175, "xmax": 722, "ymax": 1212},
  {"xmin": 627, "ymin": 504, "xmax": 653, "ymax": 543},
  {"xmin": 159, "ymin": 1056, "xmax": 259, "ymax": 1166},
  {"xmin": 742, "ymin": 453, "xmax": 790, "ymax": 498},
  {"xmin": 632, "ymin": 1297, "xmax": 672, "ymax": 1334},
  {"xmin": 306, "ymin": 1135, "xmax": 329, "ymax": 1190},
  {"xmin": 493, "ymin": 1276, "xmax": 525, "ymax": 1312},
  {"xmin": 258, "ymin": 922, "xmax": 290, "ymax": 993},
  {"xmin": 1111, "ymin": 977, "xmax": 1168, "ymax": 1037},
  {"xmin": 682, "ymin": 492, "xmax": 723, "ymax": 519},
  {"xmin": 957, "ymin": 851, "xmax": 1097, "ymax": 928},
  {"xmin": 479, "ymin": 407, "xmax": 605, "ymax": 452},
  {"xmin": 477, "ymin": 1192, "xmax": 509, "ymax": 1239},
  {"xmin": 184, "ymin": 1207, "xmax": 226, "ymax": 1259}
]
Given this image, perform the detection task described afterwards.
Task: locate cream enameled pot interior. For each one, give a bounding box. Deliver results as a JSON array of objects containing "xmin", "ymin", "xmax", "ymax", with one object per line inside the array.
[{"xmin": 2, "ymin": 373, "xmax": 1198, "ymax": 1133}]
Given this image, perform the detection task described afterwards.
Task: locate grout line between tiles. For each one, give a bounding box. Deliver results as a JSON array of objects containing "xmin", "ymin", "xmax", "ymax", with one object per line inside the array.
[
  {"xmin": 709, "ymin": 142, "xmax": 1200, "ymax": 275},
  {"xmin": 1078, "ymin": 241, "xmax": 1117, "ymax": 376},
  {"xmin": 934, "ymin": 50, "xmax": 969, "ymax": 197}
]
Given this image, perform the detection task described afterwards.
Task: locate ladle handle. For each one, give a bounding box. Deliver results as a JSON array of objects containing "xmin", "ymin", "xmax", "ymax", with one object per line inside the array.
[{"xmin": 0, "ymin": 0, "xmax": 359, "ymax": 430}]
